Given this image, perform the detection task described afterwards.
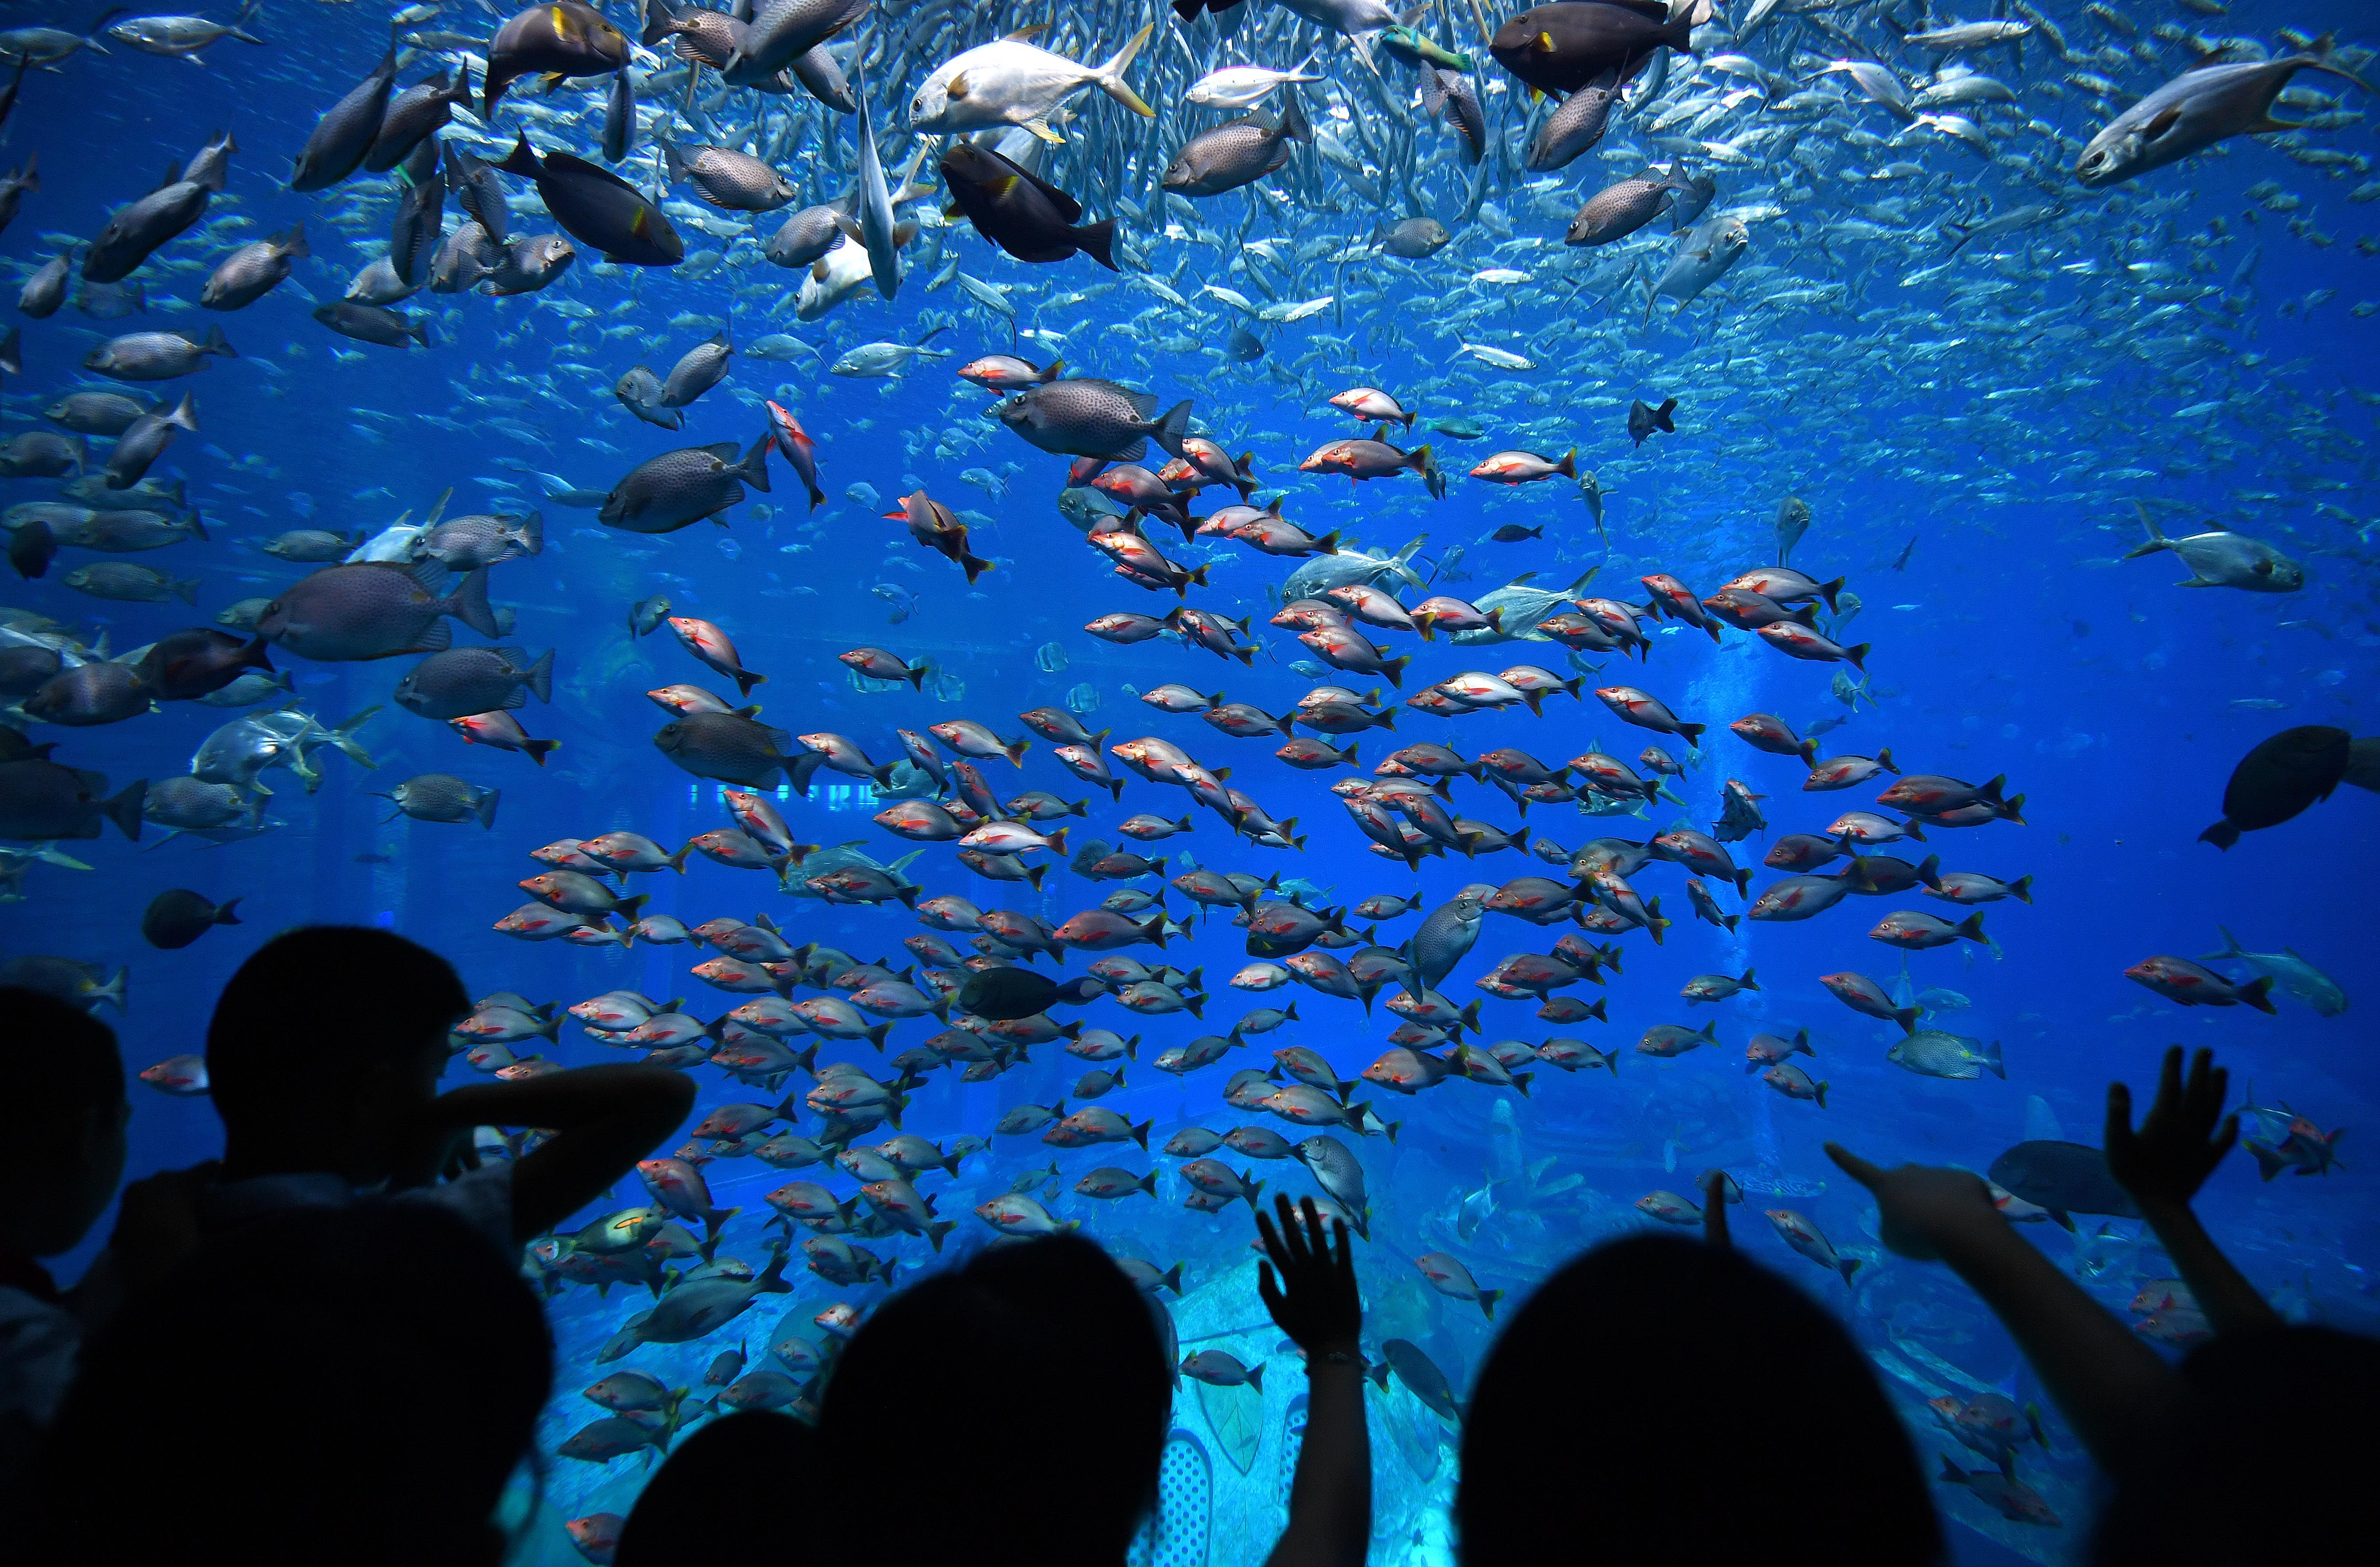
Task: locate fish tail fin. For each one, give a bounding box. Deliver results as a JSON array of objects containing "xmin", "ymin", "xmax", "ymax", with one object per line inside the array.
[
  {"xmin": 474, "ymin": 788, "xmax": 501, "ymax": 830},
  {"xmin": 732, "ymin": 433, "xmax": 772, "ymax": 492},
  {"xmin": 326, "ymin": 705, "xmax": 380, "ymax": 768},
  {"xmin": 1151, "ymin": 400, "xmax": 1193, "ymax": 460},
  {"xmin": 2122, "ymin": 504, "xmax": 2170, "ymax": 556},
  {"xmin": 2301, "ymin": 34, "xmax": 2378, "ymax": 99},
  {"xmin": 1277, "ymin": 94, "xmax": 1312, "ymax": 142},
  {"xmin": 101, "ymin": 780, "xmax": 146, "ymax": 841},
  {"xmin": 448, "ymin": 567, "xmax": 501, "ymax": 638},
  {"xmin": 2240, "ymin": 974, "xmax": 2277, "ymax": 1015},
  {"xmin": 1093, "ymin": 20, "xmax": 1157, "ymax": 117},
  {"xmin": 1075, "ymin": 217, "xmax": 1119, "ymax": 272},
  {"xmin": 494, "ymin": 131, "xmax": 540, "ymax": 178}
]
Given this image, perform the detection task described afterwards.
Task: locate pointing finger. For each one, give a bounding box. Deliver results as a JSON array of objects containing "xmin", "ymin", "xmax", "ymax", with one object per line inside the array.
[{"xmin": 1823, "ymin": 1141, "xmax": 1882, "ymax": 1188}]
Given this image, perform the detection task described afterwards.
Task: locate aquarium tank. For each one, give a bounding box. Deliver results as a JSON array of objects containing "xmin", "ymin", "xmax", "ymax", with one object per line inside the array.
[{"xmin": 4, "ymin": 0, "xmax": 2375, "ymax": 1561}]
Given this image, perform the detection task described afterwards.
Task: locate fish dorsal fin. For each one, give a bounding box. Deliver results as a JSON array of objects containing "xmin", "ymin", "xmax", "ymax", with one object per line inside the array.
[
  {"xmin": 1003, "ymin": 24, "xmax": 1047, "ymax": 42},
  {"xmin": 1507, "ymin": 571, "xmax": 1538, "ymax": 586},
  {"xmin": 423, "ymin": 487, "xmax": 452, "ymax": 528}
]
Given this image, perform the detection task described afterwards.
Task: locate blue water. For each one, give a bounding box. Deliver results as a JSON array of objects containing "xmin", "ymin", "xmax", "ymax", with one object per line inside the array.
[{"xmin": 8, "ymin": 3, "xmax": 2377, "ymax": 1562}]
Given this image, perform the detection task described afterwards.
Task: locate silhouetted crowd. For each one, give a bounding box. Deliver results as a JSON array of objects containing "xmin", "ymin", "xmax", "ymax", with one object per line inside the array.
[{"xmin": 1, "ymin": 925, "xmax": 2371, "ymax": 1566}]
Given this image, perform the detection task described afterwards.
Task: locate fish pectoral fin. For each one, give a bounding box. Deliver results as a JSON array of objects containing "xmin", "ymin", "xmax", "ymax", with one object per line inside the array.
[{"xmin": 2141, "ymin": 104, "xmax": 2186, "ymax": 142}]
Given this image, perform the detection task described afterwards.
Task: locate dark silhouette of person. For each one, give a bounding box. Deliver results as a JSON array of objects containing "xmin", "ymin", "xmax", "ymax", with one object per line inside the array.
[
  {"xmin": 1457, "ymin": 1234, "xmax": 1942, "ymax": 1567},
  {"xmin": 193, "ymin": 925, "xmax": 693, "ymax": 1248},
  {"xmin": 812, "ymin": 1232, "xmax": 1172, "ymax": 1567},
  {"xmin": 25, "ymin": 1201, "xmax": 552, "ymax": 1567},
  {"xmin": 2092, "ymin": 1325, "xmax": 2380, "ymax": 1567},
  {"xmin": 0, "ymin": 988, "xmax": 128, "ymax": 1496},
  {"xmin": 615, "ymin": 1412, "xmax": 817, "ymax": 1566}
]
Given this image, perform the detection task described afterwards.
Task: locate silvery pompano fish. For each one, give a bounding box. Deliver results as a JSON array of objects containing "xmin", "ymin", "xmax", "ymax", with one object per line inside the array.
[
  {"xmin": 2123, "ymin": 508, "xmax": 2305, "ymax": 592},
  {"xmin": 1186, "ymin": 57, "xmax": 1322, "ymax": 110},
  {"xmin": 1645, "ymin": 214, "xmax": 1750, "ymax": 322},
  {"xmin": 908, "ymin": 23, "xmax": 1155, "ymax": 140},
  {"xmin": 2075, "ymin": 42, "xmax": 2375, "ymax": 189}
]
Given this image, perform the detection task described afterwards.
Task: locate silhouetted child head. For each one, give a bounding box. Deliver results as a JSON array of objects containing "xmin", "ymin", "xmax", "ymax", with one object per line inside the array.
[
  {"xmin": 31, "ymin": 1200, "xmax": 551, "ymax": 1567},
  {"xmin": 205, "ymin": 925, "xmax": 468, "ymax": 1184},
  {"xmin": 616, "ymin": 1412, "xmax": 816, "ymax": 1566},
  {"xmin": 2094, "ymin": 1325, "xmax": 2380, "ymax": 1567},
  {"xmin": 0, "ymin": 986, "xmax": 127, "ymax": 1260},
  {"xmin": 1458, "ymin": 1234, "xmax": 1940, "ymax": 1567},
  {"xmin": 817, "ymin": 1233, "xmax": 1171, "ymax": 1566}
]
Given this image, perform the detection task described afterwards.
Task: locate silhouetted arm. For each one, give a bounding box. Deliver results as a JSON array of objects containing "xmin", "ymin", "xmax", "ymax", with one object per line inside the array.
[
  {"xmin": 2105, "ymin": 1047, "xmax": 2279, "ymax": 1337},
  {"xmin": 1826, "ymin": 1143, "xmax": 2179, "ymax": 1472},
  {"xmin": 1256, "ymin": 1195, "xmax": 1370, "ymax": 1567},
  {"xmin": 1698, "ymin": 1168, "xmax": 1731, "ymax": 1250},
  {"xmin": 422, "ymin": 1065, "xmax": 694, "ymax": 1244}
]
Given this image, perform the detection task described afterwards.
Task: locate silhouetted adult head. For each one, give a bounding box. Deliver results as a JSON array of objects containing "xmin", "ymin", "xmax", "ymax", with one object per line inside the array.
[
  {"xmin": 2094, "ymin": 1325, "xmax": 2380, "ymax": 1567},
  {"xmin": 0, "ymin": 986, "xmax": 127, "ymax": 1259},
  {"xmin": 617, "ymin": 1412, "xmax": 817, "ymax": 1566},
  {"xmin": 205, "ymin": 925, "xmax": 468, "ymax": 1184},
  {"xmin": 30, "ymin": 1200, "xmax": 550, "ymax": 1567},
  {"xmin": 1458, "ymin": 1234, "xmax": 1940, "ymax": 1567},
  {"xmin": 817, "ymin": 1233, "xmax": 1171, "ymax": 1566}
]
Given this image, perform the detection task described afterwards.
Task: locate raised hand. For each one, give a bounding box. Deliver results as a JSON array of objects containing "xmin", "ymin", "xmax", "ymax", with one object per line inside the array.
[
  {"xmin": 1824, "ymin": 1142, "xmax": 2004, "ymax": 1262},
  {"xmin": 1255, "ymin": 1193, "xmax": 1359, "ymax": 1356},
  {"xmin": 2105, "ymin": 1046, "xmax": 2237, "ymax": 1213}
]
